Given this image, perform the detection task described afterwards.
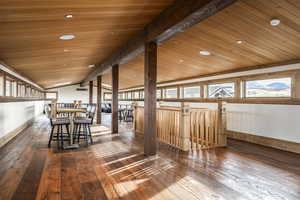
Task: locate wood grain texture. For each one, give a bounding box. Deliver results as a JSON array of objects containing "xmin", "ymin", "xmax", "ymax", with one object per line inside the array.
[
  {"xmin": 83, "ymin": 0, "xmax": 237, "ymax": 84},
  {"xmin": 111, "ymin": 64, "xmax": 119, "ymax": 134},
  {"xmin": 227, "ymin": 130, "xmax": 300, "ymax": 154},
  {"xmin": 1, "ymin": 114, "xmax": 300, "ymax": 199},
  {"xmin": 144, "ymin": 42, "xmax": 157, "ymax": 156},
  {"xmin": 96, "ymin": 75, "xmax": 102, "ymax": 124},
  {"xmin": 102, "ymin": 0, "xmax": 300, "ymax": 89},
  {"xmin": 0, "ymin": 0, "xmax": 173, "ymax": 88}
]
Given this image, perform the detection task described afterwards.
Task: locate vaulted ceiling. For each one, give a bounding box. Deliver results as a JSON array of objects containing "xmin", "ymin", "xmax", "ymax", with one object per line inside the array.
[
  {"xmin": 1, "ymin": 0, "xmax": 300, "ymax": 90},
  {"xmin": 0, "ymin": 0, "xmax": 174, "ymax": 88},
  {"xmin": 102, "ymin": 0, "xmax": 300, "ymax": 89}
]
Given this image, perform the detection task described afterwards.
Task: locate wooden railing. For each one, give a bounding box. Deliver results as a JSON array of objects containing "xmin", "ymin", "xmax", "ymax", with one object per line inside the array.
[{"xmin": 134, "ymin": 102, "xmax": 227, "ymax": 151}]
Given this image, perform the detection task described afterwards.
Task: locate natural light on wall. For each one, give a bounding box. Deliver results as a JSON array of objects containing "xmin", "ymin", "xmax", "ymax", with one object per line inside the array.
[{"xmin": 245, "ymin": 77, "xmax": 291, "ymax": 98}]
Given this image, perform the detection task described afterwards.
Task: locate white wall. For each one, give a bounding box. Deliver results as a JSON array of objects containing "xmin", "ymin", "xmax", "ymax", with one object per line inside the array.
[
  {"xmin": 0, "ymin": 101, "xmax": 45, "ymax": 138},
  {"xmin": 226, "ymin": 104, "xmax": 300, "ymax": 143},
  {"xmin": 48, "ymin": 84, "xmax": 99, "ymax": 103},
  {"xmin": 156, "ymin": 101, "xmax": 300, "ymax": 143}
]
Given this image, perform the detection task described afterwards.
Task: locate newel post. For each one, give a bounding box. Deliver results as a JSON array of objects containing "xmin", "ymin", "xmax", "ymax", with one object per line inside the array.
[
  {"xmin": 132, "ymin": 102, "xmax": 138, "ymax": 132},
  {"xmin": 218, "ymin": 101, "xmax": 227, "ymax": 147},
  {"xmin": 180, "ymin": 102, "xmax": 191, "ymax": 151}
]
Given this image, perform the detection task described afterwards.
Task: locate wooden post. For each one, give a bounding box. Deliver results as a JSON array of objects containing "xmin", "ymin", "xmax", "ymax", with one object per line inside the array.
[
  {"xmin": 112, "ymin": 64, "xmax": 119, "ymax": 134},
  {"xmin": 235, "ymin": 80, "xmax": 241, "ymax": 98},
  {"xmin": 180, "ymin": 102, "xmax": 191, "ymax": 151},
  {"xmin": 144, "ymin": 41, "xmax": 157, "ymax": 156},
  {"xmin": 97, "ymin": 76, "xmax": 102, "ymax": 124},
  {"xmin": 3, "ymin": 73, "xmax": 6, "ymax": 96},
  {"xmin": 89, "ymin": 81, "xmax": 93, "ymax": 104},
  {"xmin": 217, "ymin": 101, "xmax": 227, "ymax": 146}
]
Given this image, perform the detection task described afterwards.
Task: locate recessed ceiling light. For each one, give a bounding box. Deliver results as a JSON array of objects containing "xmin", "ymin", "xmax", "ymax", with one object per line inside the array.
[
  {"xmin": 179, "ymin": 59, "xmax": 184, "ymax": 63},
  {"xmin": 88, "ymin": 64, "xmax": 95, "ymax": 68},
  {"xmin": 59, "ymin": 35, "xmax": 75, "ymax": 40},
  {"xmin": 270, "ymin": 18, "xmax": 280, "ymax": 26},
  {"xmin": 236, "ymin": 40, "xmax": 243, "ymax": 44},
  {"xmin": 64, "ymin": 14, "xmax": 73, "ymax": 19},
  {"xmin": 63, "ymin": 49, "xmax": 69, "ymax": 52},
  {"xmin": 199, "ymin": 50, "xmax": 211, "ymax": 56}
]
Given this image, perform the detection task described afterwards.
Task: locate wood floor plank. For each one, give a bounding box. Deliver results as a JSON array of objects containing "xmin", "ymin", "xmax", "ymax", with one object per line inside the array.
[
  {"xmin": 1, "ymin": 115, "xmax": 300, "ymax": 200},
  {"xmin": 11, "ymin": 149, "xmax": 47, "ymax": 200}
]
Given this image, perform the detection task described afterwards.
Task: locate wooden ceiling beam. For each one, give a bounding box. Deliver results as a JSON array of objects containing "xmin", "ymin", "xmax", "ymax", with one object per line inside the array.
[{"xmin": 81, "ymin": 0, "xmax": 238, "ymax": 85}]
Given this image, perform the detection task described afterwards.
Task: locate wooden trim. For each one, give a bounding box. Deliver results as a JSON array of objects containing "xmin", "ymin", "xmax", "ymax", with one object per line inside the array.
[
  {"xmin": 0, "ymin": 97, "xmax": 46, "ymax": 103},
  {"xmin": 226, "ymin": 130, "xmax": 300, "ymax": 154},
  {"xmin": 0, "ymin": 118, "xmax": 34, "ymax": 149}
]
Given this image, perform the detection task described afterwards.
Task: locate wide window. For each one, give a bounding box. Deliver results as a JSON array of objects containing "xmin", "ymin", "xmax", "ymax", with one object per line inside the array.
[
  {"xmin": 46, "ymin": 92, "xmax": 57, "ymax": 99},
  {"xmin": 133, "ymin": 91, "xmax": 139, "ymax": 99},
  {"xmin": 165, "ymin": 88, "xmax": 177, "ymax": 99},
  {"xmin": 157, "ymin": 89, "xmax": 161, "ymax": 99},
  {"xmin": 183, "ymin": 86, "xmax": 200, "ymax": 98},
  {"xmin": 208, "ymin": 83, "xmax": 235, "ymax": 98},
  {"xmin": 0, "ymin": 72, "xmax": 3, "ymax": 96},
  {"xmin": 245, "ymin": 77, "xmax": 291, "ymax": 98}
]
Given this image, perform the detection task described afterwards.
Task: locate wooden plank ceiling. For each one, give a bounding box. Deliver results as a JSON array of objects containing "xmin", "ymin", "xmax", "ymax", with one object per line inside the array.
[
  {"xmin": 102, "ymin": 0, "xmax": 300, "ymax": 89},
  {"xmin": 0, "ymin": 0, "xmax": 174, "ymax": 88}
]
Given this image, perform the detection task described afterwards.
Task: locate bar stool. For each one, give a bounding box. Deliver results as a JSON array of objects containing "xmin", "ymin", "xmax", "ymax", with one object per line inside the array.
[
  {"xmin": 48, "ymin": 118, "xmax": 71, "ymax": 148},
  {"xmin": 73, "ymin": 105, "xmax": 96, "ymax": 146}
]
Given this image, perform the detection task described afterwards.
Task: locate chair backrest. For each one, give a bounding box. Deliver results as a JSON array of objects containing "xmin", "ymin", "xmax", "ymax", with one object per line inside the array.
[{"xmin": 87, "ymin": 105, "xmax": 96, "ymax": 123}]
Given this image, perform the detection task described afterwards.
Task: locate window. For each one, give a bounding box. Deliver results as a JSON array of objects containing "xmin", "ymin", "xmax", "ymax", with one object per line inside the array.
[
  {"xmin": 157, "ymin": 89, "xmax": 161, "ymax": 99},
  {"xmin": 46, "ymin": 92, "xmax": 57, "ymax": 99},
  {"xmin": 165, "ymin": 88, "xmax": 177, "ymax": 98},
  {"xmin": 127, "ymin": 92, "xmax": 132, "ymax": 99},
  {"xmin": 6, "ymin": 78, "xmax": 11, "ymax": 97},
  {"xmin": 245, "ymin": 77, "xmax": 291, "ymax": 98},
  {"xmin": 133, "ymin": 91, "xmax": 139, "ymax": 99},
  {"xmin": 183, "ymin": 86, "xmax": 200, "ymax": 98},
  {"xmin": 0, "ymin": 72, "xmax": 3, "ymax": 96},
  {"xmin": 208, "ymin": 83, "xmax": 235, "ymax": 98}
]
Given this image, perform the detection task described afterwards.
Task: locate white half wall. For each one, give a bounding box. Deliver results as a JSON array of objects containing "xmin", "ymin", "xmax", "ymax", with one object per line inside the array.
[
  {"xmin": 226, "ymin": 104, "xmax": 300, "ymax": 143},
  {"xmin": 0, "ymin": 101, "xmax": 45, "ymax": 139},
  {"xmin": 157, "ymin": 101, "xmax": 300, "ymax": 143}
]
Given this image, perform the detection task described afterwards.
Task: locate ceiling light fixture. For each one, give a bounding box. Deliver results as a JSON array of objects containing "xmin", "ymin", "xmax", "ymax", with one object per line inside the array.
[
  {"xmin": 236, "ymin": 40, "xmax": 243, "ymax": 44},
  {"xmin": 179, "ymin": 59, "xmax": 184, "ymax": 63},
  {"xmin": 64, "ymin": 49, "xmax": 69, "ymax": 52},
  {"xmin": 199, "ymin": 50, "xmax": 211, "ymax": 56},
  {"xmin": 64, "ymin": 14, "xmax": 73, "ymax": 19},
  {"xmin": 59, "ymin": 35, "xmax": 75, "ymax": 40},
  {"xmin": 88, "ymin": 64, "xmax": 95, "ymax": 68},
  {"xmin": 270, "ymin": 18, "xmax": 280, "ymax": 26}
]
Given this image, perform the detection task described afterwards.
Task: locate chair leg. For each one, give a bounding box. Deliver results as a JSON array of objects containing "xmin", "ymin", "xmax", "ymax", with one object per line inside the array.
[
  {"xmin": 88, "ymin": 125, "xmax": 93, "ymax": 144},
  {"xmin": 48, "ymin": 126, "xmax": 54, "ymax": 148},
  {"xmin": 77, "ymin": 124, "xmax": 81, "ymax": 143},
  {"xmin": 73, "ymin": 124, "xmax": 77, "ymax": 143},
  {"xmin": 66, "ymin": 124, "xmax": 70, "ymax": 145},
  {"xmin": 60, "ymin": 125, "xmax": 64, "ymax": 148},
  {"xmin": 84, "ymin": 124, "xmax": 89, "ymax": 146}
]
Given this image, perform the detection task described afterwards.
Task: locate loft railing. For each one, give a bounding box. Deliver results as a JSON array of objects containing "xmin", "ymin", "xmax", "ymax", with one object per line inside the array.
[{"xmin": 133, "ymin": 102, "xmax": 227, "ymax": 151}]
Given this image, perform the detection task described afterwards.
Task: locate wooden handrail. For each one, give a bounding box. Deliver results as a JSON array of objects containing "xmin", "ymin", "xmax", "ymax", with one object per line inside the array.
[{"xmin": 134, "ymin": 103, "xmax": 227, "ymax": 151}]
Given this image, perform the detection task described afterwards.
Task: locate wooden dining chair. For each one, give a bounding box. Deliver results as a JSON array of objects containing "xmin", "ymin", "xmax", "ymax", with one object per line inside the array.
[
  {"xmin": 73, "ymin": 105, "xmax": 96, "ymax": 146},
  {"xmin": 48, "ymin": 118, "xmax": 71, "ymax": 148}
]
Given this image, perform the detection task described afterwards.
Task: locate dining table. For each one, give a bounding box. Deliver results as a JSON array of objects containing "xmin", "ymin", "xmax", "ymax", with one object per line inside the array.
[{"xmin": 56, "ymin": 107, "xmax": 87, "ymax": 149}]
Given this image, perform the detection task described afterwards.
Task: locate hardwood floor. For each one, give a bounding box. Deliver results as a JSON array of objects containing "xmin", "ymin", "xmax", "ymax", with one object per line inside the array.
[{"xmin": 1, "ymin": 114, "xmax": 300, "ymax": 200}]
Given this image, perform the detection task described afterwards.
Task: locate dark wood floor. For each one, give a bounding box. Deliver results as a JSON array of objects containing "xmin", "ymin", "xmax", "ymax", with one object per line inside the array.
[{"xmin": 1, "ymin": 114, "xmax": 300, "ymax": 200}]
